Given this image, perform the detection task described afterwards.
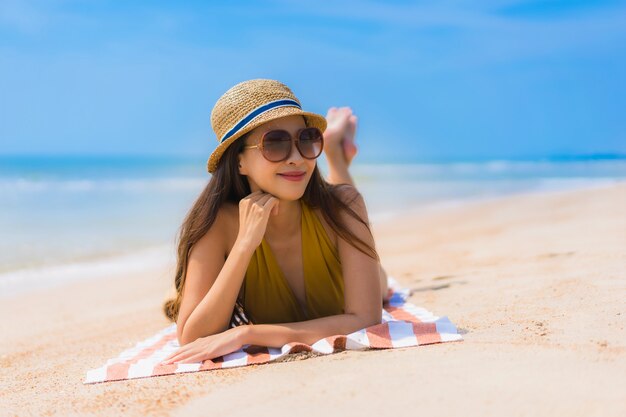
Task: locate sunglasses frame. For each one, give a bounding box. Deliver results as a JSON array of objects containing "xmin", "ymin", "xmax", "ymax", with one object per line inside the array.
[{"xmin": 242, "ymin": 127, "xmax": 324, "ymax": 162}]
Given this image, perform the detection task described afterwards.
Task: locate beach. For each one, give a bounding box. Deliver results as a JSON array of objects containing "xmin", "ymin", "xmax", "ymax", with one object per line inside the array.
[{"xmin": 1, "ymin": 182, "xmax": 624, "ymax": 416}]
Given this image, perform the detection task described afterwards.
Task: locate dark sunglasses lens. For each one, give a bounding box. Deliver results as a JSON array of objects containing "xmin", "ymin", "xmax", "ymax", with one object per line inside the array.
[
  {"xmin": 298, "ymin": 128, "xmax": 323, "ymax": 159},
  {"xmin": 262, "ymin": 130, "xmax": 292, "ymax": 161}
]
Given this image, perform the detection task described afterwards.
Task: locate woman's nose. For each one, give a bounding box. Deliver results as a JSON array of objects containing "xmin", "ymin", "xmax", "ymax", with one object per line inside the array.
[{"xmin": 285, "ymin": 138, "xmax": 304, "ymax": 163}]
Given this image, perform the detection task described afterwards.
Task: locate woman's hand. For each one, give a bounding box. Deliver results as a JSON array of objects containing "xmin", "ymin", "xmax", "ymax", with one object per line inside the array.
[
  {"xmin": 160, "ymin": 326, "xmax": 248, "ymax": 365},
  {"xmin": 236, "ymin": 190, "xmax": 280, "ymax": 251}
]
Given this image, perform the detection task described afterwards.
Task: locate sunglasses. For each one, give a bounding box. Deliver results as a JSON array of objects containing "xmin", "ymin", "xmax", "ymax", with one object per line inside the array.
[{"xmin": 243, "ymin": 127, "xmax": 324, "ymax": 162}]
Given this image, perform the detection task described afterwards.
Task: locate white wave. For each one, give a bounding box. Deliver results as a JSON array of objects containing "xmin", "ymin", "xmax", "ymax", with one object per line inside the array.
[
  {"xmin": 352, "ymin": 159, "xmax": 626, "ymax": 178},
  {"xmin": 367, "ymin": 177, "xmax": 625, "ymax": 223},
  {"xmin": 0, "ymin": 177, "xmax": 207, "ymax": 193},
  {"xmin": 0, "ymin": 245, "xmax": 175, "ymax": 298},
  {"xmin": 531, "ymin": 177, "xmax": 620, "ymax": 192}
]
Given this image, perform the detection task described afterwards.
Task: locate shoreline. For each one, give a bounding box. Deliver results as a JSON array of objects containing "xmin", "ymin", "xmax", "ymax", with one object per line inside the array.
[
  {"xmin": 368, "ymin": 177, "xmax": 625, "ymax": 222},
  {"xmin": 0, "ymin": 245, "xmax": 174, "ymax": 298},
  {"xmin": 2, "ymin": 178, "xmax": 624, "ymax": 298},
  {"xmin": 1, "ymin": 182, "xmax": 625, "ymax": 415}
]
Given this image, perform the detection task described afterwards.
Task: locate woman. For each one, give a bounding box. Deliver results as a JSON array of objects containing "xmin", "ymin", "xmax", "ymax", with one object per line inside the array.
[{"xmin": 161, "ymin": 79, "xmax": 389, "ymax": 365}]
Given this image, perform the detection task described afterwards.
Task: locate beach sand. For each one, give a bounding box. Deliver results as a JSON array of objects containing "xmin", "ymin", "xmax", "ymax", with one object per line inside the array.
[{"xmin": 1, "ymin": 183, "xmax": 624, "ymax": 416}]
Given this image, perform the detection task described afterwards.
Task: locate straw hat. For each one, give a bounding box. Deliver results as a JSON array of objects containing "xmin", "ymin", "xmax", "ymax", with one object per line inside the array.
[{"xmin": 206, "ymin": 79, "xmax": 327, "ymax": 173}]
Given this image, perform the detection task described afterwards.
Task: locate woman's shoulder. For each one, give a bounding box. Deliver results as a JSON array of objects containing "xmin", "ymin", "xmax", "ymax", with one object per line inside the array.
[
  {"xmin": 217, "ymin": 201, "xmax": 239, "ymax": 231},
  {"xmin": 329, "ymin": 183, "xmax": 367, "ymax": 216},
  {"xmin": 193, "ymin": 202, "xmax": 239, "ymax": 258},
  {"xmin": 331, "ymin": 183, "xmax": 361, "ymax": 202},
  {"xmin": 309, "ymin": 184, "xmax": 367, "ymax": 249},
  {"xmin": 219, "ymin": 201, "xmax": 240, "ymax": 219}
]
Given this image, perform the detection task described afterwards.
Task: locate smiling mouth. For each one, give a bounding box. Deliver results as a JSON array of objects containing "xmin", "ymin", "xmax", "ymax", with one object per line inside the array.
[{"xmin": 277, "ymin": 172, "xmax": 306, "ymax": 181}]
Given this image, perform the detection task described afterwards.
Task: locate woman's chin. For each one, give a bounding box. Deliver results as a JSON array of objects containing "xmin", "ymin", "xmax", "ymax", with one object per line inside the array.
[
  {"xmin": 273, "ymin": 190, "xmax": 305, "ymax": 202},
  {"xmin": 252, "ymin": 177, "xmax": 310, "ymax": 201}
]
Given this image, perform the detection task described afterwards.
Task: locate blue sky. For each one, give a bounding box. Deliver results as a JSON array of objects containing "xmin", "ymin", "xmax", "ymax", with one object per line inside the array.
[{"xmin": 1, "ymin": 0, "xmax": 625, "ymax": 162}]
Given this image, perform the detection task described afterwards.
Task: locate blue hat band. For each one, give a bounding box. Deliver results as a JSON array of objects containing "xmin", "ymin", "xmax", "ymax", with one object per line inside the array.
[{"xmin": 220, "ymin": 99, "xmax": 302, "ymax": 143}]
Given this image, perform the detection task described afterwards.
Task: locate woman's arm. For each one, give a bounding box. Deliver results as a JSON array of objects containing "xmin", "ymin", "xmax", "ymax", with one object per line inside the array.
[
  {"xmin": 178, "ymin": 237, "xmax": 255, "ymax": 345},
  {"xmin": 240, "ymin": 312, "xmax": 375, "ymax": 347},
  {"xmin": 162, "ymin": 312, "xmax": 375, "ymax": 365},
  {"xmin": 177, "ymin": 192, "xmax": 280, "ymax": 346}
]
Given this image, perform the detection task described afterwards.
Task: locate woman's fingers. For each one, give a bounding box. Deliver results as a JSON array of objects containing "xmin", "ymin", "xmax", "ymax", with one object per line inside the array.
[
  {"xmin": 242, "ymin": 191, "xmax": 271, "ymax": 206},
  {"xmin": 160, "ymin": 329, "xmax": 242, "ymax": 365},
  {"xmin": 177, "ymin": 353, "xmax": 208, "ymax": 364},
  {"xmin": 162, "ymin": 351, "xmax": 192, "ymax": 364},
  {"xmin": 162, "ymin": 343, "xmax": 195, "ymax": 363},
  {"xmin": 262, "ymin": 194, "xmax": 277, "ymax": 207},
  {"xmin": 163, "ymin": 347, "xmax": 185, "ymax": 361},
  {"xmin": 264, "ymin": 196, "xmax": 279, "ymax": 216},
  {"xmin": 244, "ymin": 192, "xmax": 278, "ymax": 214},
  {"xmin": 240, "ymin": 190, "xmax": 263, "ymax": 204},
  {"xmin": 236, "ymin": 190, "xmax": 280, "ymax": 249},
  {"xmin": 254, "ymin": 193, "xmax": 274, "ymax": 206},
  {"xmin": 270, "ymin": 198, "xmax": 279, "ymax": 215},
  {"xmin": 162, "ymin": 351, "xmax": 185, "ymax": 364},
  {"xmin": 245, "ymin": 190, "xmax": 264, "ymax": 199},
  {"xmin": 162, "ymin": 347, "xmax": 210, "ymax": 365},
  {"xmin": 244, "ymin": 190, "xmax": 265, "ymax": 199}
]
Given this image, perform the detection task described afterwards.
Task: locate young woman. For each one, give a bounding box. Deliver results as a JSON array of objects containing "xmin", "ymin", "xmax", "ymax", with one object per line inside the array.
[{"xmin": 161, "ymin": 79, "xmax": 389, "ymax": 365}]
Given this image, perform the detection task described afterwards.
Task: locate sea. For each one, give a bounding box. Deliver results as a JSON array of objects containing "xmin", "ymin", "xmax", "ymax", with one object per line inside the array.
[{"xmin": 1, "ymin": 154, "xmax": 625, "ymax": 296}]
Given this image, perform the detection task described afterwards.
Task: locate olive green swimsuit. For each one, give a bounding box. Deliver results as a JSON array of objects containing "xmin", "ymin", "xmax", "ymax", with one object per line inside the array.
[{"xmin": 239, "ymin": 199, "xmax": 345, "ymax": 324}]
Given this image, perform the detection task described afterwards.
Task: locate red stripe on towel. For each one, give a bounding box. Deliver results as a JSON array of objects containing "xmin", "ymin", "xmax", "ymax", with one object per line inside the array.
[
  {"xmin": 412, "ymin": 322, "xmax": 441, "ymax": 345},
  {"xmin": 105, "ymin": 332, "xmax": 176, "ymax": 381},
  {"xmin": 324, "ymin": 335, "xmax": 347, "ymax": 351},
  {"xmin": 199, "ymin": 355, "xmax": 224, "ymax": 370},
  {"xmin": 386, "ymin": 306, "xmax": 421, "ymax": 323},
  {"xmin": 365, "ymin": 323, "xmax": 393, "ymax": 348},
  {"xmin": 243, "ymin": 345, "xmax": 271, "ymax": 365},
  {"xmin": 286, "ymin": 342, "xmax": 313, "ymax": 354},
  {"xmin": 105, "ymin": 362, "xmax": 131, "ymax": 381},
  {"xmin": 153, "ymin": 362, "xmax": 178, "ymax": 376}
]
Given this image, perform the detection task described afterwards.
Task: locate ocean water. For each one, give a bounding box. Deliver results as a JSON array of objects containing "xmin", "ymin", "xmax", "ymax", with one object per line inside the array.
[{"xmin": 1, "ymin": 155, "xmax": 625, "ymax": 296}]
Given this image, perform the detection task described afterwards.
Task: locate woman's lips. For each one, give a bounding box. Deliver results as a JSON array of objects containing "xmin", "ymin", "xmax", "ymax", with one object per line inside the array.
[{"xmin": 278, "ymin": 172, "xmax": 306, "ymax": 182}]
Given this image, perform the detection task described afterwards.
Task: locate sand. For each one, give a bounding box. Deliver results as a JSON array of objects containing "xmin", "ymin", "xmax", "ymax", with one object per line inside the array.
[{"xmin": 1, "ymin": 183, "xmax": 624, "ymax": 417}]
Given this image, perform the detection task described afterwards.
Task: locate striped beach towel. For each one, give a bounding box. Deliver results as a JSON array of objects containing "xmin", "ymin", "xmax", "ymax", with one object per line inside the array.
[{"xmin": 84, "ymin": 277, "xmax": 462, "ymax": 384}]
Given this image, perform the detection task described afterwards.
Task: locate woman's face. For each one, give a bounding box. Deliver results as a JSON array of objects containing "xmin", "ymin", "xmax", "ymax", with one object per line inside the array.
[{"xmin": 237, "ymin": 115, "xmax": 316, "ymax": 201}]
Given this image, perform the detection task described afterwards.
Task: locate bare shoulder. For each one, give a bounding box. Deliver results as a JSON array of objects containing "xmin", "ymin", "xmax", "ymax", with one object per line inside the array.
[
  {"xmin": 309, "ymin": 185, "xmax": 366, "ymax": 250},
  {"xmin": 332, "ymin": 184, "xmax": 369, "ymax": 221},
  {"xmin": 218, "ymin": 202, "xmax": 240, "ymax": 255},
  {"xmin": 332, "ymin": 183, "xmax": 360, "ymax": 201},
  {"xmin": 191, "ymin": 202, "xmax": 239, "ymax": 259},
  {"xmin": 219, "ymin": 201, "xmax": 239, "ymax": 224}
]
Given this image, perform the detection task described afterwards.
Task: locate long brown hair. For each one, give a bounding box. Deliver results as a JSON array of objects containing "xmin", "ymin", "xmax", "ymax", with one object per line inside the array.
[{"xmin": 163, "ymin": 133, "xmax": 379, "ymax": 323}]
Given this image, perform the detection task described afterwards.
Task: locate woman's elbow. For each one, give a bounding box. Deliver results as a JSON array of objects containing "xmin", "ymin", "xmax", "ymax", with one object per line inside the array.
[
  {"xmin": 365, "ymin": 311, "xmax": 382, "ymax": 327},
  {"xmin": 176, "ymin": 323, "xmax": 190, "ymax": 346},
  {"xmin": 178, "ymin": 329, "xmax": 205, "ymax": 346},
  {"xmin": 178, "ymin": 333, "xmax": 192, "ymax": 346},
  {"xmin": 353, "ymin": 310, "xmax": 382, "ymax": 330},
  {"xmin": 176, "ymin": 321, "xmax": 199, "ymax": 346},
  {"xmin": 177, "ymin": 322, "xmax": 229, "ymax": 346}
]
